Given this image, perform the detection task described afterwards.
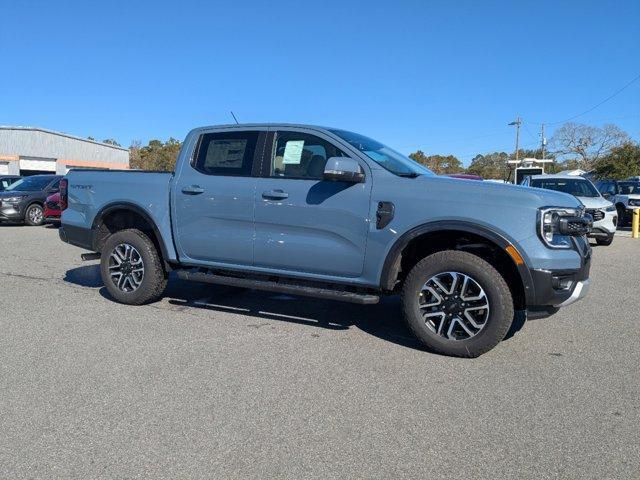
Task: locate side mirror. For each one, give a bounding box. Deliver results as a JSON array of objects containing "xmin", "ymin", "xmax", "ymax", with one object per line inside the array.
[
  {"xmin": 323, "ymin": 157, "xmax": 364, "ymax": 183},
  {"xmin": 602, "ymin": 192, "xmax": 611, "ymax": 200}
]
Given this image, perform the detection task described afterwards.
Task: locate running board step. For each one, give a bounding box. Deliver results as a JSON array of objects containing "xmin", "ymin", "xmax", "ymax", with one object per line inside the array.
[{"xmin": 176, "ymin": 271, "xmax": 380, "ymax": 305}]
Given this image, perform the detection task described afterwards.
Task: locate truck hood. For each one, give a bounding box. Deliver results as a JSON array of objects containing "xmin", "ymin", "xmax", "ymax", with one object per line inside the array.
[
  {"xmin": 420, "ymin": 175, "xmax": 582, "ymax": 209},
  {"xmin": 575, "ymin": 195, "xmax": 613, "ymax": 209}
]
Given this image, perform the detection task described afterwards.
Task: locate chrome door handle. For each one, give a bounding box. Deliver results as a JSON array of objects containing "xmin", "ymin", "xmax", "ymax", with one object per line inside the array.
[
  {"xmin": 262, "ymin": 189, "xmax": 289, "ymax": 200},
  {"xmin": 182, "ymin": 185, "xmax": 205, "ymax": 195}
]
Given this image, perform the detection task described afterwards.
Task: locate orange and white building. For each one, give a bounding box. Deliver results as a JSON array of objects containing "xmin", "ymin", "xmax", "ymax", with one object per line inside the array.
[{"xmin": 0, "ymin": 126, "xmax": 129, "ymax": 176}]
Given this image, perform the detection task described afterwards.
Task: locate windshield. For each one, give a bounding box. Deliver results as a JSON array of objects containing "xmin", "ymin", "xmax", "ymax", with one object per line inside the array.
[
  {"xmin": 530, "ymin": 178, "xmax": 600, "ymax": 198},
  {"xmin": 330, "ymin": 129, "xmax": 433, "ymax": 177},
  {"xmin": 5, "ymin": 176, "xmax": 55, "ymax": 192},
  {"xmin": 619, "ymin": 182, "xmax": 640, "ymax": 195},
  {"xmin": 1, "ymin": 178, "xmax": 17, "ymax": 190}
]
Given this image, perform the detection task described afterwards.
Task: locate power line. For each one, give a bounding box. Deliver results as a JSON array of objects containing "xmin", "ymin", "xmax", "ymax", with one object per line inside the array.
[
  {"xmin": 523, "ymin": 123, "xmax": 538, "ymax": 141},
  {"xmin": 395, "ymin": 129, "xmax": 512, "ymax": 151},
  {"xmin": 540, "ymin": 72, "xmax": 640, "ymax": 126}
]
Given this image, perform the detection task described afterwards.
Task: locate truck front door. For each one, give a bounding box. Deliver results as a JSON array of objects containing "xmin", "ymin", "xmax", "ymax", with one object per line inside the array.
[
  {"xmin": 253, "ymin": 129, "xmax": 372, "ymax": 278},
  {"xmin": 172, "ymin": 128, "xmax": 264, "ymax": 267}
]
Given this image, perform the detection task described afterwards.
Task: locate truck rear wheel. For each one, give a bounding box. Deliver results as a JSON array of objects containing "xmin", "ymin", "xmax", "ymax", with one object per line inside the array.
[
  {"xmin": 100, "ymin": 229, "xmax": 167, "ymax": 305},
  {"xmin": 401, "ymin": 250, "xmax": 514, "ymax": 358}
]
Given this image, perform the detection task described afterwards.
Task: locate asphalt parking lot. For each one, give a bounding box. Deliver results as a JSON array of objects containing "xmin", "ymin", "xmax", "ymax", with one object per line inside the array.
[{"xmin": 0, "ymin": 225, "xmax": 638, "ymax": 479}]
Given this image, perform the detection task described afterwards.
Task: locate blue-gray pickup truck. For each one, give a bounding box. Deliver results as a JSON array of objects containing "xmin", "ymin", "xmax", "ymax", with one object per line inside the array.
[{"xmin": 59, "ymin": 124, "xmax": 592, "ymax": 357}]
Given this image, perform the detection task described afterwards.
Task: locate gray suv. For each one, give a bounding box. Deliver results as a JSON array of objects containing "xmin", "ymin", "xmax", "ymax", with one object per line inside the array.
[
  {"xmin": 0, "ymin": 175, "xmax": 62, "ymax": 226},
  {"xmin": 0, "ymin": 175, "xmax": 21, "ymax": 191}
]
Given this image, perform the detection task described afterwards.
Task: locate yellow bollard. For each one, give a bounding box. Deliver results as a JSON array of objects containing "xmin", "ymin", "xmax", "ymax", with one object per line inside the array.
[{"xmin": 633, "ymin": 208, "xmax": 640, "ymax": 239}]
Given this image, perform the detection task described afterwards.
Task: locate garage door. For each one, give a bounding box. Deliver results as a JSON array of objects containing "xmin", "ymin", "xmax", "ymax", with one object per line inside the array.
[
  {"xmin": 0, "ymin": 162, "xmax": 8, "ymax": 175},
  {"xmin": 19, "ymin": 157, "xmax": 56, "ymax": 174}
]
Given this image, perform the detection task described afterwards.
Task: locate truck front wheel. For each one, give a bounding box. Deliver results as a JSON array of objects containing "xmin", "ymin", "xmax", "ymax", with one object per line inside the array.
[
  {"xmin": 401, "ymin": 250, "xmax": 514, "ymax": 358},
  {"xmin": 100, "ymin": 229, "xmax": 168, "ymax": 305}
]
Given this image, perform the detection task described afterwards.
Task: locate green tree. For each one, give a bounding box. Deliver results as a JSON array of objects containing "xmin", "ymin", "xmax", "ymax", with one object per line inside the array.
[
  {"xmin": 102, "ymin": 138, "xmax": 121, "ymax": 147},
  {"xmin": 409, "ymin": 151, "xmax": 464, "ymax": 174},
  {"xmin": 593, "ymin": 142, "xmax": 640, "ymax": 179},
  {"xmin": 467, "ymin": 151, "xmax": 510, "ymax": 180},
  {"xmin": 130, "ymin": 138, "xmax": 182, "ymax": 171}
]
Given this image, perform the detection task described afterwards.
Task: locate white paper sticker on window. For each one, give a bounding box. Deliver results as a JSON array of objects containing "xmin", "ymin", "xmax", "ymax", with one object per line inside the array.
[{"xmin": 282, "ymin": 140, "xmax": 305, "ymax": 165}]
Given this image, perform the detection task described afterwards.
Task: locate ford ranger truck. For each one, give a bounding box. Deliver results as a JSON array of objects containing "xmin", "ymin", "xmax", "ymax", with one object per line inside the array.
[{"xmin": 58, "ymin": 124, "xmax": 592, "ymax": 357}]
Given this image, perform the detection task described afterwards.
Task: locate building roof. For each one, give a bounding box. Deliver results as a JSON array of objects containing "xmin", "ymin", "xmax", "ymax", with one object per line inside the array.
[{"xmin": 0, "ymin": 126, "xmax": 128, "ymax": 152}]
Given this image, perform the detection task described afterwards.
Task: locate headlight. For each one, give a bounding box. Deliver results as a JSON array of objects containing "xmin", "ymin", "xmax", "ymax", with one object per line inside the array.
[
  {"xmin": 3, "ymin": 196, "xmax": 25, "ymax": 203},
  {"xmin": 629, "ymin": 199, "xmax": 640, "ymax": 207},
  {"xmin": 605, "ymin": 204, "xmax": 616, "ymax": 212},
  {"xmin": 538, "ymin": 207, "xmax": 586, "ymax": 249}
]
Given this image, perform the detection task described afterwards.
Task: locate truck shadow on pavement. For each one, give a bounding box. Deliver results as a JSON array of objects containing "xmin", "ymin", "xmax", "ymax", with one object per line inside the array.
[{"xmin": 64, "ymin": 266, "xmax": 525, "ymax": 353}]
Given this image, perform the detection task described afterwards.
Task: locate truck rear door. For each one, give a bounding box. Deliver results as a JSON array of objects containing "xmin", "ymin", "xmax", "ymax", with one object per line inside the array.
[{"xmin": 171, "ymin": 128, "xmax": 266, "ymax": 267}]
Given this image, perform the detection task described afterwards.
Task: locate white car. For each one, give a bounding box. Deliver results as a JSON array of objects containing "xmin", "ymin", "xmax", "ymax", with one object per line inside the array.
[
  {"xmin": 595, "ymin": 180, "xmax": 640, "ymax": 226},
  {"xmin": 523, "ymin": 174, "xmax": 617, "ymax": 246}
]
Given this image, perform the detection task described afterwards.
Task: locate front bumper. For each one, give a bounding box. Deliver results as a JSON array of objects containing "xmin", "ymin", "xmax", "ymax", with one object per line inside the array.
[
  {"xmin": 526, "ymin": 236, "xmax": 591, "ymax": 318},
  {"xmin": 44, "ymin": 208, "xmax": 61, "ymax": 221},
  {"xmin": 588, "ymin": 209, "xmax": 617, "ymax": 237},
  {"xmin": 0, "ymin": 203, "xmax": 24, "ymax": 221},
  {"xmin": 558, "ymin": 279, "xmax": 590, "ymax": 307}
]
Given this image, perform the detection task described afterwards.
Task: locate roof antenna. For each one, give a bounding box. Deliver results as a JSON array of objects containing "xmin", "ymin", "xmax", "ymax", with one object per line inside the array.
[{"xmin": 230, "ymin": 111, "xmax": 239, "ymax": 125}]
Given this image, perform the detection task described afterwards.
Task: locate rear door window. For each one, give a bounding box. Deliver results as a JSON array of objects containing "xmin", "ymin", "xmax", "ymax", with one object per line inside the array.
[{"xmin": 193, "ymin": 131, "xmax": 259, "ymax": 176}]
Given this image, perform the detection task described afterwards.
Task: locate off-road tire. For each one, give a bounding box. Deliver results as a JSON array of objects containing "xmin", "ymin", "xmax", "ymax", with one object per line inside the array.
[
  {"xmin": 401, "ymin": 250, "xmax": 514, "ymax": 358},
  {"xmin": 100, "ymin": 229, "xmax": 167, "ymax": 305}
]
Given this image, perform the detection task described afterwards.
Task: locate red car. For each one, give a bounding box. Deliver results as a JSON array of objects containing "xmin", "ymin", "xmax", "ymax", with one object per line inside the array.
[
  {"xmin": 44, "ymin": 192, "xmax": 61, "ymax": 223},
  {"xmin": 447, "ymin": 173, "xmax": 483, "ymax": 181}
]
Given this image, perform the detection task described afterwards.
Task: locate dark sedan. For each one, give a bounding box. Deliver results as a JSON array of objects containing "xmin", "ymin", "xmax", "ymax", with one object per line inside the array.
[
  {"xmin": 0, "ymin": 175, "xmax": 22, "ymax": 191},
  {"xmin": 0, "ymin": 175, "xmax": 62, "ymax": 226}
]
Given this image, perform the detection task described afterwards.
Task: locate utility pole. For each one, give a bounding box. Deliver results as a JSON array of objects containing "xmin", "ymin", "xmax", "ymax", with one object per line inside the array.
[
  {"xmin": 508, "ymin": 117, "xmax": 522, "ymax": 162},
  {"xmin": 540, "ymin": 123, "xmax": 546, "ymax": 159}
]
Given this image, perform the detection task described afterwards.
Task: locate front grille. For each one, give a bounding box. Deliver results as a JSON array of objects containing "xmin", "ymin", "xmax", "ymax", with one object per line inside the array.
[{"xmin": 585, "ymin": 208, "xmax": 604, "ymax": 221}]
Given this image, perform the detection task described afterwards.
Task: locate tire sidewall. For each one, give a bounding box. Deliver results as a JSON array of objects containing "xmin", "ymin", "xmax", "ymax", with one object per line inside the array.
[
  {"xmin": 596, "ymin": 235, "xmax": 614, "ymax": 246},
  {"xmin": 402, "ymin": 251, "xmax": 513, "ymax": 357},
  {"xmin": 100, "ymin": 230, "xmax": 164, "ymax": 305}
]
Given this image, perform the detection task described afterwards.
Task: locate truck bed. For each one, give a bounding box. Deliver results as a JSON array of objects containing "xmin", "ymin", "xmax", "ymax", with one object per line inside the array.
[{"xmin": 61, "ymin": 170, "xmax": 177, "ymax": 261}]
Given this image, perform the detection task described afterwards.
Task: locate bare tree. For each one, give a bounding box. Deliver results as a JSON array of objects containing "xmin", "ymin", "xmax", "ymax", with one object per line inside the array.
[{"xmin": 550, "ymin": 123, "xmax": 629, "ymax": 170}]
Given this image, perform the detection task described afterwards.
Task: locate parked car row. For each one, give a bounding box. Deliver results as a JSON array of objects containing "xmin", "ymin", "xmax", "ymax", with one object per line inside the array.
[
  {"xmin": 5, "ymin": 126, "xmax": 634, "ymax": 359},
  {"xmin": 0, "ymin": 174, "xmax": 62, "ymax": 226}
]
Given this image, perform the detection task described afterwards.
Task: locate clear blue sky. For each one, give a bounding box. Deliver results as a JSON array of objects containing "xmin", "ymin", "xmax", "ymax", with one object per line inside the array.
[{"xmin": 1, "ymin": 0, "xmax": 638, "ymax": 165}]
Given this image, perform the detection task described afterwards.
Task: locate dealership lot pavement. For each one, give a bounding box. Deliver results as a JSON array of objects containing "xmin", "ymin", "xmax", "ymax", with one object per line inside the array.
[{"xmin": 1, "ymin": 225, "xmax": 638, "ymax": 479}]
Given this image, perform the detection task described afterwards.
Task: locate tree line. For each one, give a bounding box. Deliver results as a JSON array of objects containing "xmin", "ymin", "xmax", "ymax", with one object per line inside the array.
[
  {"xmin": 96, "ymin": 122, "xmax": 639, "ymax": 179},
  {"xmin": 409, "ymin": 123, "xmax": 639, "ymax": 180}
]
